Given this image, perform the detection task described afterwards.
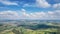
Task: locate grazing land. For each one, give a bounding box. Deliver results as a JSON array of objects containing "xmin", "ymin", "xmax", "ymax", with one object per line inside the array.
[{"xmin": 0, "ymin": 20, "xmax": 60, "ymax": 34}]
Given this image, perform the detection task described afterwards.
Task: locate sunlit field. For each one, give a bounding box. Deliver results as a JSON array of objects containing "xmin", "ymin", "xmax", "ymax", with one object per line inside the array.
[{"xmin": 0, "ymin": 20, "xmax": 60, "ymax": 34}]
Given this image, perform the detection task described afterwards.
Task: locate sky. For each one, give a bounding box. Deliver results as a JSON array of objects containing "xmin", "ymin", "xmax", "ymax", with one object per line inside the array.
[{"xmin": 0, "ymin": 0, "xmax": 60, "ymax": 20}]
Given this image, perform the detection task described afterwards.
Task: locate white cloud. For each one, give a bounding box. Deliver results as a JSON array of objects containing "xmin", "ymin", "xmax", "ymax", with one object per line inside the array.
[
  {"xmin": 23, "ymin": 4, "xmax": 30, "ymax": 7},
  {"xmin": 22, "ymin": 0, "xmax": 60, "ymax": 9},
  {"xmin": 36, "ymin": 0, "xmax": 51, "ymax": 8},
  {"xmin": 0, "ymin": 9, "xmax": 29, "ymax": 19},
  {"xmin": 0, "ymin": 11, "xmax": 20, "ymax": 19},
  {"xmin": 20, "ymin": 10, "xmax": 60, "ymax": 19},
  {"xmin": 23, "ymin": 4, "xmax": 36, "ymax": 7},
  {"xmin": 0, "ymin": 0, "xmax": 18, "ymax": 5},
  {"xmin": 0, "ymin": 9, "xmax": 60, "ymax": 20},
  {"xmin": 20, "ymin": 9, "xmax": 31, "ymax": 19},
  {"xmin": 23, "ymin": 0, "xmax": 51, "ymax": 8},
  {"xmin": 53, "ymin": 3, "xmax": 60, "ymax": 9},
  {"xmin": 21, "ymin": 9, "xmax": 26, "ymax": 12}
]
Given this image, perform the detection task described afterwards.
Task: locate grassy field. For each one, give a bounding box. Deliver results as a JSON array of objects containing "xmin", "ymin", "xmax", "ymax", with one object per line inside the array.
[{"xmin": 0, "ymin": 24, "xmax": 60, "ymax": 34}]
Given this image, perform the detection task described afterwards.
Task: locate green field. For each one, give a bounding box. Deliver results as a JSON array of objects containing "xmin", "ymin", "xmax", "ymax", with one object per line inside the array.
[{"xmin": 0, "ymin": 23, "xmax": 60, "ymax": 34}]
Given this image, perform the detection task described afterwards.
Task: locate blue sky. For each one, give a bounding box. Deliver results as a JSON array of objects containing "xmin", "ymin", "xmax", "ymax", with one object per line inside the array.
[{"xmin": 0, "ymin": 0, "xmax": 60, "ymax": 20}]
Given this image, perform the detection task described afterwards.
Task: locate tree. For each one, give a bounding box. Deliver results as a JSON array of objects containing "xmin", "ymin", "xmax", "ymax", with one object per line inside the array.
[{"xmin": 12, "ymin": 29, "xmax": 20, "ymax": 34}]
